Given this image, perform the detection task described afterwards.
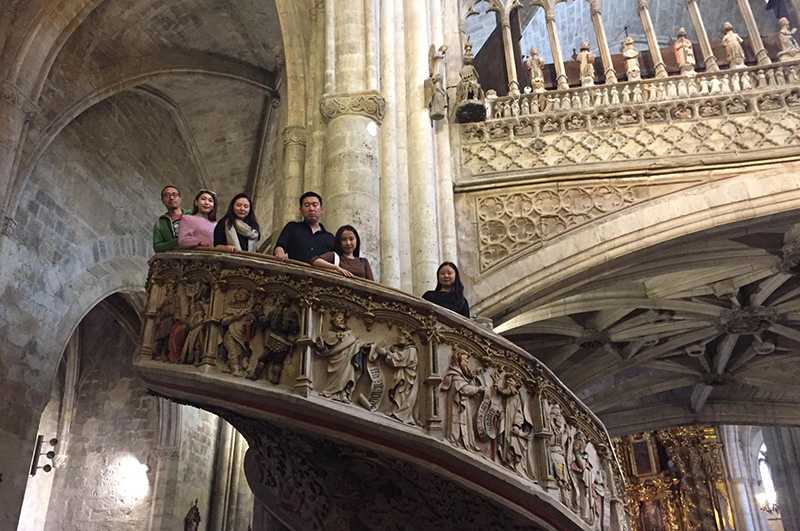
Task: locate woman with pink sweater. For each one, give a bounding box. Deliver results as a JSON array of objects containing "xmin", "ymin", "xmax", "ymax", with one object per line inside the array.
[{"xmin": 178, "ymin": 190, "xmax": 217, "ymax": 249}]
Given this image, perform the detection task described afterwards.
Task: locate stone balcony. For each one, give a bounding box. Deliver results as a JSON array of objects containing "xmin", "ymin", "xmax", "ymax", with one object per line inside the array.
[
  {"xmin": 459, "ymin": 59, "xmax": 800, "ymax": 185},
  {"xmin": 136, "ymin": 250, "xmax": 625, "ymax": 531}
]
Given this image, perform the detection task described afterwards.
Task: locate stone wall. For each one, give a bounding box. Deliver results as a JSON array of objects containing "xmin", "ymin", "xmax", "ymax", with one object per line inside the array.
[{"xmin": 178, "ymin": 407, "xmax": 219, "ymax": 527}]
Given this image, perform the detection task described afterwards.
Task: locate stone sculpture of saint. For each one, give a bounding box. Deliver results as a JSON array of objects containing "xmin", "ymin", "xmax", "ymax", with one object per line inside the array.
[
  {"xmin": 455, "ymin": 38, "xmax": 486, "ymax": 123},
  {"xmin": 440, "ymin": 348, "xmax": 484, "ymax": 452},
  {"xmin": 547, "ymin": 402, "xmax": 573, "ymax": 506},
  {"xmin": 524, "ymin": 48, "xmax": 545, "ymax": 93},
  {"xmin": 778, "ymin": 17, "xmax": 800, "ymax": 62},
  {"xmin": 373, "ymin": 329, "xmax": 419, "ymax": 425},
  {"xmin": 247, "ymin": 303, "xmax": 300, "ymax": 384},
  {"xmin": 570, "ymin": 430, "xmax": 597, "ymax": 524},
  {"xmin": 180, "ymin": 286, "xmax": 212, "ymax": 365},
  {"xmin": 425, "ymin": 44, "xmax": 448, "ymax": 120},
  {"xmin": 313, "ymin": 311, "xmax": 365, "ymax": 403},
  {"xmin": 621, "ymin": 37, "xmax": 641, "ymax": 81},
  {"xmin": 152, "ymin": 289, "xmax": 178, "ymax": 361},
  {"xmin": 722, "ymin": 22, "xmax": 746, "ymax": 69},
  {"xmin": 220, "ymin": 288, "xmax": 254, "ymax": 377},
  {"xmin": 577, "ymin": 41, "xmax": 596, "ymax": 87},
  {"xmin": 495, "ymin": 372, "xmax": 533, "ymax": 479},
  {"xmin": 674, "ymin": 27, "xmax": 696, "ymax": 76}
]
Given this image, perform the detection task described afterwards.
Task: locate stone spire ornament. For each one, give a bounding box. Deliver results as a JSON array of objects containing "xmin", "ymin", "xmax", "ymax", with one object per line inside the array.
[{"xmin": 455, "ymin": 38, "xmax": 486, "ymax": 123}]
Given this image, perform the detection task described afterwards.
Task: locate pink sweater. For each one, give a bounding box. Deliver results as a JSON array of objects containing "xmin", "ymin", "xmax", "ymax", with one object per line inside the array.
[{"xmin": 178, "ymin": 215, "xmax": 215, "ymax": 249}]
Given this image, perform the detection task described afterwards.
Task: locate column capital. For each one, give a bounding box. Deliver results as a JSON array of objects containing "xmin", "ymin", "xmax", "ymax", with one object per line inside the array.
[
  {"xmin": 636, "ymin": 0, "xmax": 648, "ymax": 11},
  {"xmin": 320, "ymin": 90, "xmax": 386, "ymax": 124},
  {"xmin": 587, "ymin": 0, "xmax": 602, "ymax": 16},
  {"xmin": 1, "ymin": 83, "xmax": 39, "ymax": 122},
  {"xmin": 545, "ymin": 8, "xmax": 556, "ymax": 23},
  {"xmin": 282, "ymin": 126, "xmax": 307, "ymax": 147}
]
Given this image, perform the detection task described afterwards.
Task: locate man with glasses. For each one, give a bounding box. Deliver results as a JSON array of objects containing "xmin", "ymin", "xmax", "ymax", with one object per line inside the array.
[{"xmin": 153, "ymin": 185, "xmax": 191, "ymax": 252}]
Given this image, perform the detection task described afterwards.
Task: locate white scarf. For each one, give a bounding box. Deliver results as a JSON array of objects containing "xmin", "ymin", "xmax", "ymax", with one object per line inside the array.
[{"xmin": 226, "ymin": 219, "xmax": 259, "ymax": 251}]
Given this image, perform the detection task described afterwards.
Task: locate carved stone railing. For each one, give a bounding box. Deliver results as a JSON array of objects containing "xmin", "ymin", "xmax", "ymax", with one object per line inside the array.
[
  {"xmin": 136, "ymin": 251, "xmax": 626, "ymax": 531},
  {"xmin": 461, "ymin": 59, "xmax": 800, "ymax": 182}
]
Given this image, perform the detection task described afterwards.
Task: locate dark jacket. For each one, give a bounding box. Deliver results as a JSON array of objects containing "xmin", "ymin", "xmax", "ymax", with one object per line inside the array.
[
  {"xmin": 422, "ymin": 290, "xmax": 470, "ymax": 318},
  {"xmin": 153, "ymin": 208, "xmax": 191, "ymax": 252}
]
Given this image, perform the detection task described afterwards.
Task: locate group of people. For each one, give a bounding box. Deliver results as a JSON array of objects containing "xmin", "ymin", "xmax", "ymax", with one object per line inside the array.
[{"xmin": 153, "ymin": 186, "xmax": 471, "ymax": 318}]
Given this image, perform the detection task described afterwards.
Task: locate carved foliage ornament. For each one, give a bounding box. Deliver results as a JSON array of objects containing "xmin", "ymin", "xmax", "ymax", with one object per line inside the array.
[
  {"xmin": 319, "ymin": 91, "xmax": 386, "ymax": 124},
  {"xmin": 1, "ymin": 82, "xmax": 39, "ymax": 121},
  {"xmin": 282, "ymin": 126, "xmax": 306, "ymax": 147}
]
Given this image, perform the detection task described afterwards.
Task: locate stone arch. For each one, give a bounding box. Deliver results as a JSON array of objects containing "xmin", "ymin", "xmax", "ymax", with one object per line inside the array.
[{"xmin": 472, "ymin": 163, "xmax": 800, "ymax": 323}]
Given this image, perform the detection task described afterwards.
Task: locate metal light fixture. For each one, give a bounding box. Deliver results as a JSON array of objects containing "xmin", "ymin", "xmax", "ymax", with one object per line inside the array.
[
  {"xmin": 29, "ymin": 436, "xmax": 58, "ymax": 476},
  {"xmin": 756, "ymin": 492, "xmax": 780, "ymax": 516}
]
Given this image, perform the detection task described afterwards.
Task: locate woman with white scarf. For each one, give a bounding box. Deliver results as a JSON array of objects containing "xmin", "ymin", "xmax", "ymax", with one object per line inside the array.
[{"xmin": 214, "ymin": 193, "xmax": 261, "ymax": 252}]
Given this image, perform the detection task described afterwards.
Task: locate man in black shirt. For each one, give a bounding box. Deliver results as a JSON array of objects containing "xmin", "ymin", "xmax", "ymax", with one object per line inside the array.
[{"xmin": 274, "ymin": 192, "xmax": 335, "ymax": 263}]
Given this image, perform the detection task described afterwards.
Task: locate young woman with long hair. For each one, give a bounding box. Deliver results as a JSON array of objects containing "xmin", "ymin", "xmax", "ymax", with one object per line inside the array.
[
  {"xmin": 214, "ymin": 193, "xmax": 260, "ymax": 252},
  {"xmin": 178, "ymin": 190, "xmax": 217, "ymax": 249},
  {"xmin": 422, "ymin": 262, "xmax": 470, "ymax": 317},
  {"xmin": 311, "ymin": 225, "xmax": 374, "ymax": 280}
]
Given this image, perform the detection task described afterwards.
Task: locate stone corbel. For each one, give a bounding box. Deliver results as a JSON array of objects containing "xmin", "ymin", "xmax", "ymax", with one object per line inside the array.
[
  {"xmin": 1, "ymin": 83, "xmax": 39, "ymax": 122},
  {"xmin": 319, "ymin": 90, "xmax": 386, "ymax": 124}
]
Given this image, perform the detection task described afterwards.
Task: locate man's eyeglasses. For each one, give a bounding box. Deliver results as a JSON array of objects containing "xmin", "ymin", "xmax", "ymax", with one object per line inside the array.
[{"xmin": 162, "ymin": 192, "xmax": 180, "ymax": 198}]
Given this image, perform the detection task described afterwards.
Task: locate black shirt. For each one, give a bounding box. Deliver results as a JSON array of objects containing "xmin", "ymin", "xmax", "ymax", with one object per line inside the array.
[
  {"xmin": 422, "ymin": 290, "xmax": 470, "ymax": 318},
  {"xmin": 275, "ymin": 221, "xmax": 335, "ymax": 264}
]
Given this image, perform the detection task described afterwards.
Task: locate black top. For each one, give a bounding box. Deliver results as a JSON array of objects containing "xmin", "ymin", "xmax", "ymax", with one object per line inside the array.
[
  {"xmin": 213, "ymin": 222, "xmax": 253, "ymax": 250},
  {"xmin": 422, "ymin": 290, "xmax": 470, "ymax": 318},
  {"xmin": 275, "ymin": 221, "xmax": 335, "ymax": 264}
]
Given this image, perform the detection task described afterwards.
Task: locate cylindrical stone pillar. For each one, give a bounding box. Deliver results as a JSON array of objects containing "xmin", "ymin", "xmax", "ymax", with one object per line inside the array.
[
  {"xmin": 404, "ymin": 0, "xmax": 441, "ymax": 293},
  {"xmin": 544, "ymin": 8, "xmax": 570, "ymax": 90},
  {"xmin": 500, "ymin": 13, "xmax": 521, "ymax": 96},
  {"xmin": 684, "ymin": 0, "xmax": 720, "ymax": 72},
  {"xmin": 279, "ymin": 126, "xmax": 306, "ymax": 230},
  {"xmin": 304, "ymin": 1, "xmax": 326, "ymax": 195},
  {"xmin": 763, "ymin": 427, "xmax": 800, "ymax": 531},
  {"xmin": 394, "ymin": 0, "xmax": 413, "ymax": 293},
  {"xmin": 734, "ymin": 0, "xmax": 771, "ymax": 65},
  {"xmin": 324, "ymin": 0, "xmax": 336, "ymax": 93},
  {"xmin": 636, "ymin": 0, "xmax": 668, "ymax": 78},
  {"xmin": 364, "ymin": 0, "xmax": 379, "ymax": 92},
  {"xmin": 586, "ymin": 0, "xmax": 618, "ymax": 84}
]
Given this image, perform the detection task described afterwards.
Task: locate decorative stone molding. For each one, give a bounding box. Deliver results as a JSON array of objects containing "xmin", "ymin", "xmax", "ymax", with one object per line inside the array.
[
  {"xmin": 281, "ymin": 126, "xmax": 307, "ymax": 147},
  {"xmin": 0, "ymin": 83, "xmax": 39, "ymax": 121},
  {"xmin": 319, "ymin": 90, "xmax": 386, "ymax": 124},
  {"xmin": 1, "ymin": 217, "xmax": 16, "ymax": 236},
  {"xmin": 587, "ymin": 0, "xmax": 601, "ymax": 16},
  {"xmin": 635, "ymin": 0, "xmax": 648, "ymax": 10}
]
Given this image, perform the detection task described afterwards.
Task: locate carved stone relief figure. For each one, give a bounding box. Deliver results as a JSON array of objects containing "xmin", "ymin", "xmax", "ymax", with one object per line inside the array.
[
  {"xmin": 440, "ymin": 348, "xmax": 484, "ymax": 452},
  {"xmin": 722, "ymin": 22, "xmax": 746, "ymax": 69},
  {"xmin": 184, "ymin": 499, "xmax": 201, "ymax": 531},
  {"xmin": 547, "ymin": 402, "xmax": 573, "ymax": 506},
  {"xmin": 525, "ymin": 48, "xmax": 546, "ymax": 93},
  {"xmin": 152, "ymin": 287, "xmax": 179, "ymax": 361},
  {"xmin": 577, "ymin": 42, "xmax": 596, "ymax": 87},
  {"xmin": 494, "ymin": 372, "xmax": 534, "ymax": 479},
  {"xmin": 426, "ymin": 44, "xmax": 448, "ymax": 120},
  {"xmin": 570, "ymin": 430, "xmax": 597, "ymax": 525},
  {"xmin": 778, "ymin": 17, "xmax": 800, "ymax": 62},
  {"xmin": 220, "ymin": 288, "xmax": 254, "ymax": 377},
  {"xmin": 247, "ymin": 303, "xmax": 300, "ymax": 384},
  {"xmin": 372, "ymin": 328, "xmax": 419, "ymax": 425},
  {"xmin": 621, "ymin": 37, "xmax": 641, "ymax": 81},
  {"xmin": 455, "ymin": 38, "xmax": 486, "ymax": 123},
  {"xmin": 313, "ymin": 311, "xmax": 367, "ymax": 403},
  {"xmin": 593, "ymin": 468, "xmax": 607, "ymax": 529},
  {"xmin": 180, "ymin": 284, "xmax": 212, "ymax": 365},
  {"xmin": 674, "ymin": 28, "xmax": 696, "ymax": 76}
]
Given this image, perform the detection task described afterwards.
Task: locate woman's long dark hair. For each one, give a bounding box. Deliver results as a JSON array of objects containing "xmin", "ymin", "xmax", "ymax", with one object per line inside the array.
[
  {"xmin": 435, "ymin": 262, "xmax": 464, "ymax": 297},
  {"xmin": 221, "ymin": 192, "xmax": 260, "ymax": 233},
  {"xmin": 191, "ymin": 190, "xmax": 218, "ymax": 222},
  {"xmin": 333, "ymin": 225, "xmax": 361, "ymax": 257}
]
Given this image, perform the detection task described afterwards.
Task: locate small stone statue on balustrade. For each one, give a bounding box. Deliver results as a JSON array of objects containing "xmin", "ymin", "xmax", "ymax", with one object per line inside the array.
[
  {"xmin": 570, "ymin": 430, "xmax": 597, "ymax": 525},
  {"xmin": 547, "ymin": 402, "xmax": 573, "ymax": 506},
  {"xmin": 180, "ymin": 285, "xmax": 212, "ymax": 365},
  {"xmin": 440, "ymin": 348, "xmax": 485, "ymax": 452},
  {"xmin": 674, "ymin": 27, "xmax": 696, "ymax": 76},
  {"xmin": 247, "ymin": 303, "xmax": 300, "ymax": 384},
  {"xmin": 778, "ymin": 17, "xmax": 800, "ymax": 62},
  {"xmin": 313, "ymin": 310, "xmax": 367, "ymax": 403},
  {"xmin": 621, "ymin": 36, "xmax": 641, "ymax": 82},
  {"xmin": 455, "ymin": 38, "xmax": 486, "ymax": 123},
  {"xmin": 494, "ymin": 371, "xmax": 534, "ymax": 479},
  {"xmin": 372, "ymin": 328, "xmax": 419, "ymax": 425},
  {"xmin": 425, "ymin": 44, "xmax": 448, "ymax": 121},
  {"xmin": 577, "ymin": 41, "xmax": 596, "ymax": 87},
  {"xmin": 524, "ymin": 48, "xmax": 546, "ymax": 93},
  {"xmin": 220, "ymin": 288, "xmax": 254, "ymax": 377},
  {"xmin": 722, "ymin": 22, "xmax": 746, "ymax": 69}
]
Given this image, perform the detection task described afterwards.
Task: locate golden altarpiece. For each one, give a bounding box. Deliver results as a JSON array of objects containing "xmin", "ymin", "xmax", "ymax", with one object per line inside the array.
[{"xmin": 614, "ymin": 427, "xmax": 736, "ymax": 531}]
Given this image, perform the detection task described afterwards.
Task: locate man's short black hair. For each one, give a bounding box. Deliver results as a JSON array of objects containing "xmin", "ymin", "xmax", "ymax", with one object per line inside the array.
[
  {"xmin": 161, "ymin": 185, "xmax": 180, "ymax": 197},
  {"xmin": 299, "ymin": 191, "xmax": 322, "ymax": 207}
]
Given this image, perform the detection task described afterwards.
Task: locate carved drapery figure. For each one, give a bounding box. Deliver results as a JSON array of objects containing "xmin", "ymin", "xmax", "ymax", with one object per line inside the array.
[
  {"xmin": 722, "ymin": 22, "xmax": 746, "ymax": 69},
  {"xmin": 547, "ymin": 402, "xmax": 573, "ymax": 506},
  {"xmin": 153, "ymin": 289, "xmax": 179, "ymax": 361},
  {"xmin": 247, "ymin": 303, "xmax": 300, "ymax": 384},
  {"xmin": 674, "ymin": 28, "xmax": 696, "ymax": 76},
  {"xmin": 570, "ymin": 430, "xmax": 597, "ymax": 524},
  {"xmin": 621, "ymin": 37, "xmax": 641, "ymax": 81},
  {"xmin": 524, "ymin": 48, "xmax": 546, "ymax": 93},
  {"xmin": 180, "ymin": 285, "xmax": 211, "ymax": 365},
  {"xmin": 440, "ymin": 348, "xmax": 484, "ymax": 451},
  {"xmin": 495, "ymin": 373, "xmax": 533, "ymax": 479},
  {"xmin": 577, "ymin": 42, "xmax": 596, "ymax": 87},
  {"xmin": 313, "ymin": 311, "xmax": 366, "ymax": 403},
  {"xmin": 220, "ymin": 288, "xmax": 254, "ymax": 377},
  {"xmin": 778, "ymin": 17, "xmax": 800, "ymax": 62},
  {"xmin": 455, "ymin": 38, "xmax": 486, "ymax": 123},
  {"xmin": 373, "ymin": 329, "xmax": 419, "ymax": 425},
  {"xmin": 425, "ymin": 45, "xmax": 448, "ymax": 120}
]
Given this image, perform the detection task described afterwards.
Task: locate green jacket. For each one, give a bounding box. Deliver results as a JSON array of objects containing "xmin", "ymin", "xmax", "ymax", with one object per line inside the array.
[{"xmin": 153, "ymin": 208, "xmax": 192, "ymax": 252}]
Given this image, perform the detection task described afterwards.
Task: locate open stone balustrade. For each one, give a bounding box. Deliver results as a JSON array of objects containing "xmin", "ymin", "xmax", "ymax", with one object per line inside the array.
[
  {"xmin": 461, "ymin": 59, "xmax": 800, "ymax": 182},
  {"xmin": 136, "ymin": 250, "xmax": 625, "ymax": 531}
]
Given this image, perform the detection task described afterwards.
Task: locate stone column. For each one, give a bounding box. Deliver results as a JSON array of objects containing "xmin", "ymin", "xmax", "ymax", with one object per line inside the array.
[
  {"xmin": 304, "ymin": 1, "xmax": 327, "ymax": 195},
  {"xmin": 395, "ymin": 0, "xmax": 414, "ymax": 293},
  {"xmin": 148, "ymin": 399, "xmax": 183, "ymax": 531},
  {"xmin": 321, "ymin": 0, "xmax": 384, "ymax": 269},
  {"xmin": 429, "ymin": 0, "xmax": 458, "ymax": 264},
  {"xmin": 404, "ymin": 0, "xmax": 441, "ymax": 293},
  {"xmin": 635, "ymin": 0, "xmax": 668, "ymax": 78},
  {"xmin": 500, "ymin": 11, "xmax": 521, "ymax": 96},
  {"xmin": 734, "ymin": 0, "xmax": 771, "ymax": 66},
  {"xmin": 0, "ymin": 82, "xmax": 38, "ymax": 236},
  {"xmin": 762, "ymin": 427, "xmax": 800, "ymax": 531},
  {"xmin": 719, "ymin": 426, "xmax": 770, "ymax": 531},
  {"xmin": 544, "ymin": 7, "xmax": 570, "ymax": 90},
  {"xmin": 684, "ymin": 0, "xmax": 719, "ymax": 72},
  {"xmin": 379, "ymin": 0, "xmax": 401, "ymax": 288},
  {"xmin": 278, "ymin": 126, "xmax": 306, "ymax": 230},
  {"xmin": 54, "ymin": 330, "xmax": 80, "ymax": 467},
  {"xmin": 586, "ymin": 0, "xmax": 618, "ymax": 84}
]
